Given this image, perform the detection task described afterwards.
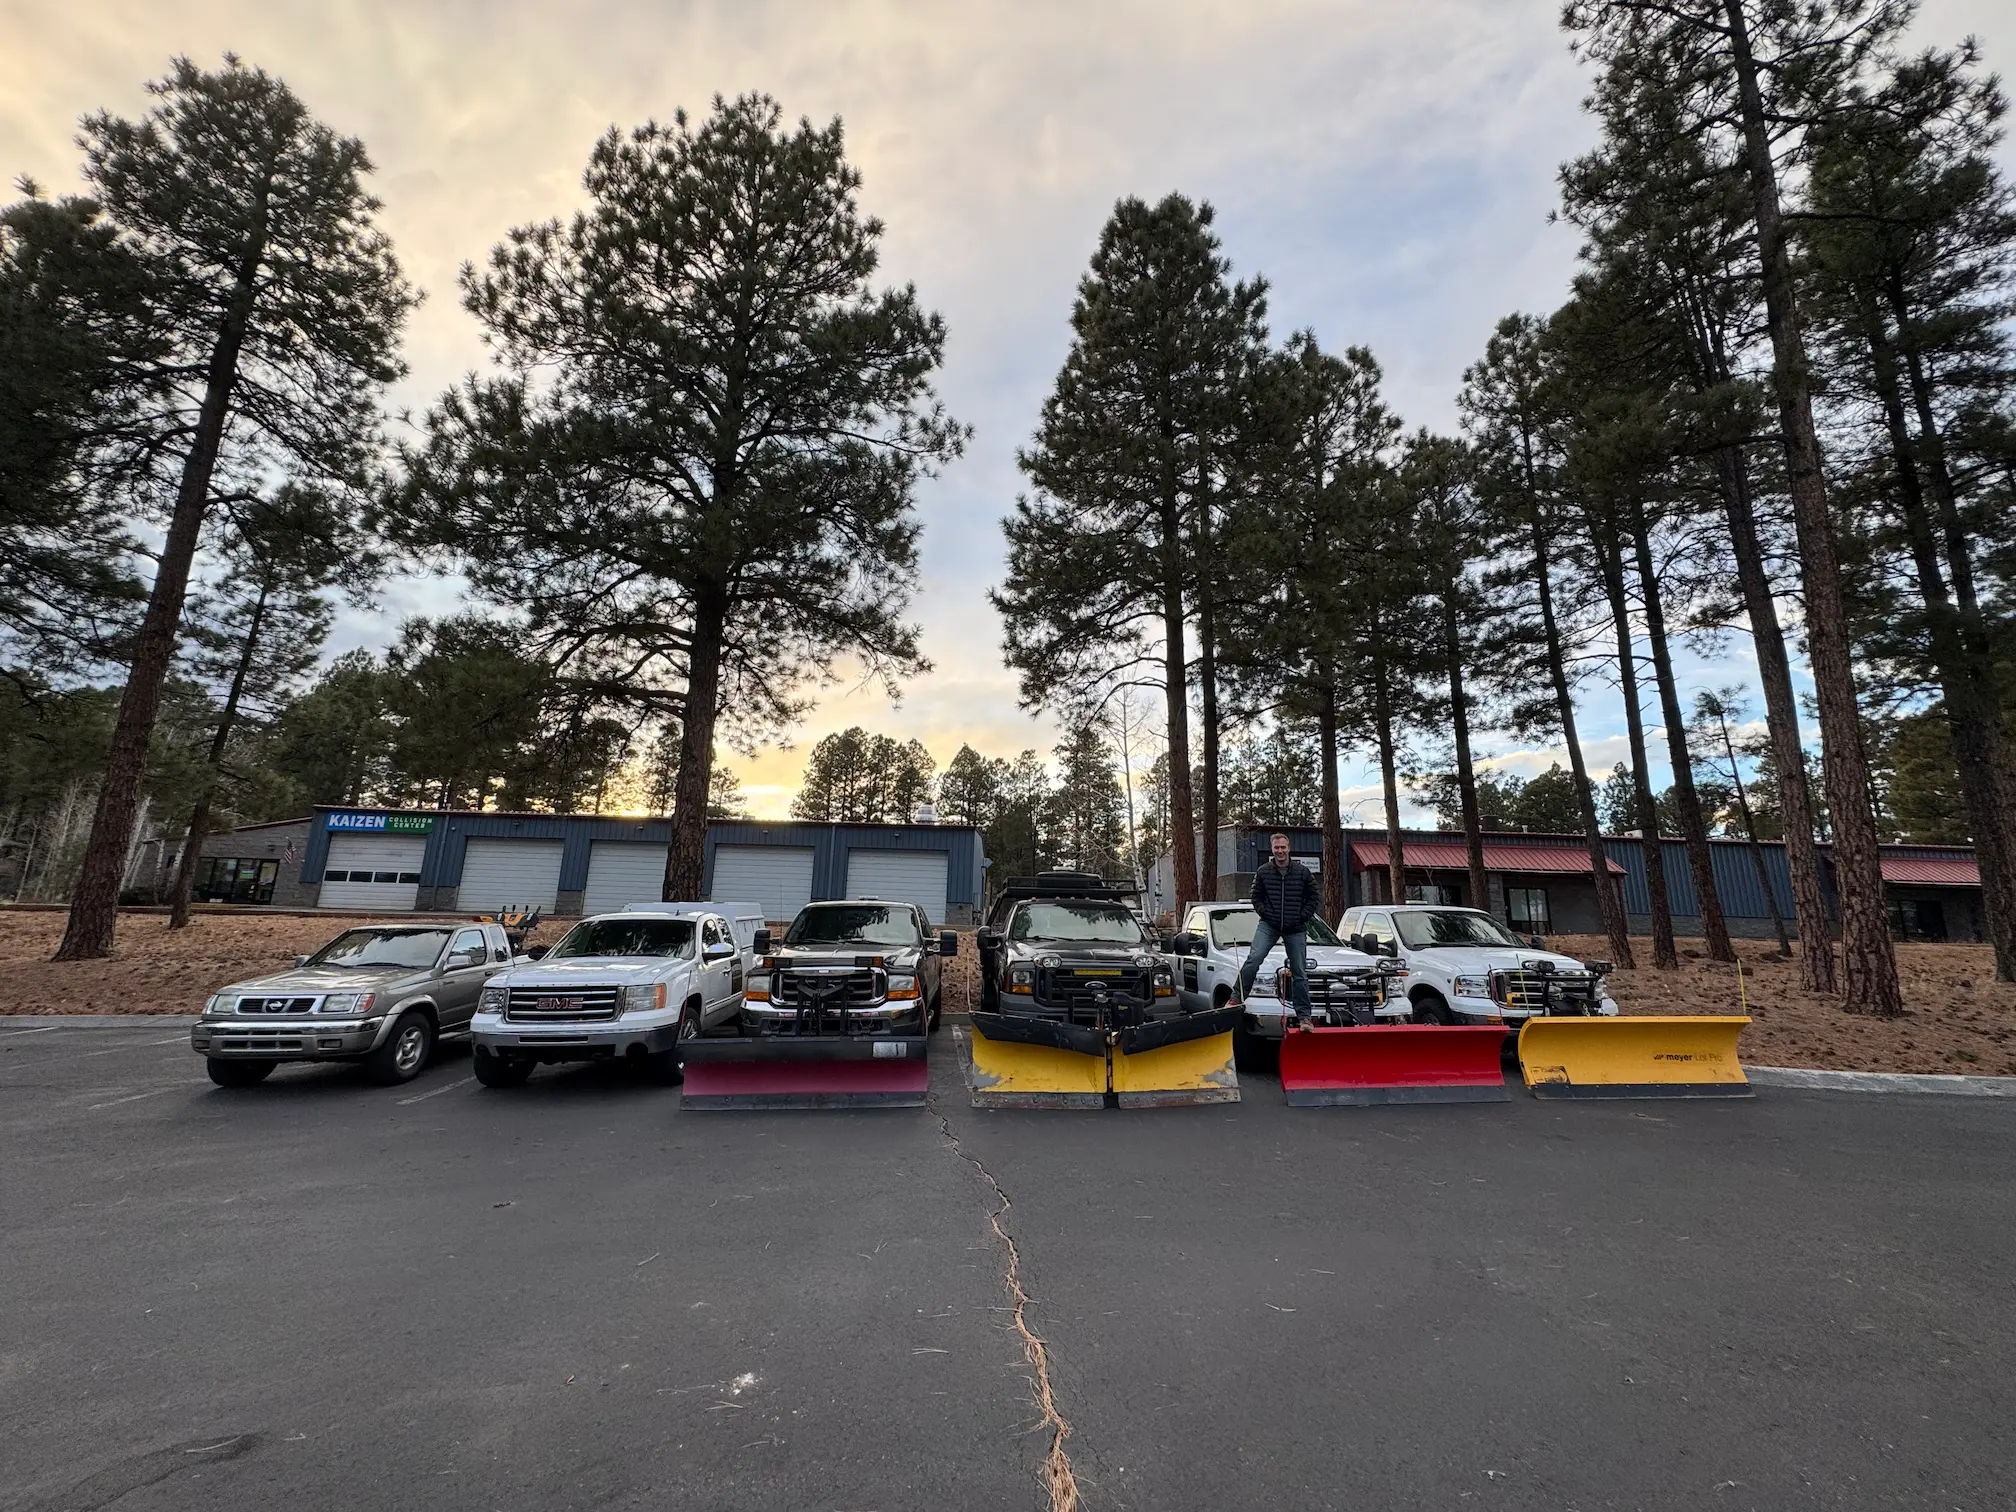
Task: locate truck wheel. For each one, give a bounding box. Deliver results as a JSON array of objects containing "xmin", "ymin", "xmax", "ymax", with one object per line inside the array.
[
  {"xmin": 927, "ymin": 987, "xmax": 943, "ymax": 1033},
  {"xmin": 1411, "ymin": 992, "xmax": 1452, "ymax": 1027},
  {"xmin": 364, "ymin": 1011, "xmax": 434, "ymax": 1085},
  {"xmin": 644, "ymin": 1000, "xmax": 700, "ymax": 1085},
  {"xmin": 206, "ymin": 1058, "xmax": 274, "ymax": 1088},
  {"xmin": 473, "ymin": 1046, "xmax": 535, "ymax": 1088}
]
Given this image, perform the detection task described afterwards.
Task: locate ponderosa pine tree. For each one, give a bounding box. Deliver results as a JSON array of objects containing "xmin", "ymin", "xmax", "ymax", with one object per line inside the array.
[
  {"xmin": 996, "ymin": 195, "xmax": 1266, "ymax": 915},
  {"xmin": 391, "ymin": 96, "xmax": 961, "ymax": 900},
  {"xmin": 53, "ymin": 57, "xmax": 412, "ymax": 961}
]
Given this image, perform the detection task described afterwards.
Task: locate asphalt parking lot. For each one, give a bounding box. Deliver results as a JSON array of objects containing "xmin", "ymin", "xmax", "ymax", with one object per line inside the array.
[{"xmin": 4, "ymin": 1023, "xmax": 2012, "ymax": 1512}]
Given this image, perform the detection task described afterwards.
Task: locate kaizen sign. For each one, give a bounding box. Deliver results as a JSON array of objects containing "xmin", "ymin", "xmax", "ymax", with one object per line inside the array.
[{"xmin": 327, "ymin": 812, "xmax": 435, "ymax": 834}]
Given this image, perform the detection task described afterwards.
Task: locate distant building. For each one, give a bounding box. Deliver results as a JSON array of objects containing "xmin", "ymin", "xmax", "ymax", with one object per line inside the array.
[{"xmin": 1146, "ymin": 824, "xmax": 1985, "ymax": 943}]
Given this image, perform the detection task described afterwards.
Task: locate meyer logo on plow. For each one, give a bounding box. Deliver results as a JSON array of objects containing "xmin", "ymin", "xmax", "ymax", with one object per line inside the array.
[{"xmin": 1517, "ymin": 1015, "xmax": 1753, "ymax": 1099}]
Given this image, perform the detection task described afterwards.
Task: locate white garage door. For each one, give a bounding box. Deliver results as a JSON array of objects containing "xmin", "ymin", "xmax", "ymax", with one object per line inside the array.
[
  {"xmin": 319, "ymin": 834, "xmax": 426, "ymax": 912},
  {"xmin": 583, "ymin": 841, "xmax": 670, "ymax": 915},
  {"xmin": 846, "ymin": 849, "xmax": 950, "ymax": 925},
  {"xmin": 710, "ymin": 845, "xmax": 815, "ymax": 924},
  {"xmin": 457, "ymin": 837, "xmax": 564, "ymax": 913}
]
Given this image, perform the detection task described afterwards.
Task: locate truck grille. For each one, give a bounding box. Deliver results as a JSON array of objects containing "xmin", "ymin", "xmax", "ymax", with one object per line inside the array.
[
  {"xmin": 1035, "ymin": 965, "xmax": 1151, "ymax": 1016},
  {"xmin": 1304, "ymin": 972, "xmax": 1380, "ymax": 1012},
  {"xmin": 774, "ymin": 969, "xmax": 883, "ymax": 1008},
  {"xmin": 1491, "ymin": 969, "xmax": 1597, "ymax": 1013},
  {"xmin": 505, "ymin": 986, "xmax": 622, "ymax": 1022},
  {"xmin": 236, "ymin": 995, "xmax": 320, "ymax": 1015}
]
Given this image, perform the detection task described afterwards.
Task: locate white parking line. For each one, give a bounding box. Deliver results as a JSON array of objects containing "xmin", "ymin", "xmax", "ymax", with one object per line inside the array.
[
  {"xmin": 79, "ymin": 1037, "xmax": 193, "ymax": 1057},
  {"xmin": 0, "ymin": 1026, "xmax": 57, "ymax": 1039},
  {"xmin": 397, "ymin": 1076, "xmax": 473, "ymax": 1106},
  {"xmin": 87, "ymin": 1086, "xmax": 184, "ymax": 1111}
]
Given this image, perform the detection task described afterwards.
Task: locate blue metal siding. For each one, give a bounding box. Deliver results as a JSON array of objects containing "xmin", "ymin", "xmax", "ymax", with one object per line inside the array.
[{"xmin": 1605, "ymin": 837, "xmax": 1800, "ymax": 920}]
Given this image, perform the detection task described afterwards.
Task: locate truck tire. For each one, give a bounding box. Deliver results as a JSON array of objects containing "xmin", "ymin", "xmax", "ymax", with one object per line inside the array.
[
  {"xmin": 364, "ymin": 1010, "xmax": 434, "ymax": 1085},
  {"xmin": 1411, "ymin": 991, "xmax": 1452, "ymax": 1027},
  {"xmin": 205, "ymin": 1058, "xmax": 275, "ymax": 1087},
  {"xmin": 473, "ymin": 1045, "xmax": 535, "ymax": 1088},
  {"xmin": 643, "ymin": 999, "xmax": 701, "ymax": 1085},
  {"xmin": 928, "ymin": 987, "xmax": 942, "ymax": 1033}
]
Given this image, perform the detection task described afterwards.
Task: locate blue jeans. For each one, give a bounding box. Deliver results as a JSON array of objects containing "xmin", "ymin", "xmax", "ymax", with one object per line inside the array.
[{"xmin": 1238, "ymin": 920, "xmax": 1310, "ymax": 1015}]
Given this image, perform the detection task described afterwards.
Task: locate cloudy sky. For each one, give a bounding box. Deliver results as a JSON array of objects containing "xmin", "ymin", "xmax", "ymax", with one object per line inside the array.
[{"xmin": 5, "ymin": 0, "xmax": 2009, "ymax": 820}]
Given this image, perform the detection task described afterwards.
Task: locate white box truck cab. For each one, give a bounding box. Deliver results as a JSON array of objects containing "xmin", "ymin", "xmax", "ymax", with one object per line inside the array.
[
  {"xmin": 469, "ymin": 902, "xmax": 765, "ymax": 1088},
  {"xmin": 1336, "ymin": 904, "xmax": 1620, "ymax": 1027}
]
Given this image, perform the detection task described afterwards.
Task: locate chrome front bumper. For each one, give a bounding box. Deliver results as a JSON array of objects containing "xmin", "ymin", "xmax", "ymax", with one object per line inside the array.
[
  {"xmin": 473, "ymin": 1010, "xmax": 680, "ymax": 1059},
  {"xmin": 191, "ymin": 1018, "xmax": 389, "ymax": 1059}
]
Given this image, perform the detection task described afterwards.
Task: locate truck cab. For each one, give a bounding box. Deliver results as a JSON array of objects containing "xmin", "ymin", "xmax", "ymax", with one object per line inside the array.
[
  {"xmin": 1336, "ymin": 904, "xmax": 1620, "ymax": 1027},
  {"xmin": 470, "ymin": 903, "xmax": 758, "ymax": 1087}
]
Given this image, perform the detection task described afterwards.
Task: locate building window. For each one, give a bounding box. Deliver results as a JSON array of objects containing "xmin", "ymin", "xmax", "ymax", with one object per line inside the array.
[
  {"xmin": 1507, "ymin": 886, "xmax": 1551, "ymax": 933},
  {"xmin": 1887, "ymin": 899, "xmax": 1947, "ymax": 942},
  {"xmin": 1405, "ymin": 882, "xmax": 1460, "ymax": 905},
  {"xmin": 195, "ymin": 858, "xmax": 278, "ymax": 905}
]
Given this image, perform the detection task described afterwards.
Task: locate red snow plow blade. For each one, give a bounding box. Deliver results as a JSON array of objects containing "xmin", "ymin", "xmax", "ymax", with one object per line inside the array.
[
  {"xmin": 679, "ymin": 1037, "xmax": 929, "ymax": 1110},
  {"xmin": 1278, "ymin": 1025, "xmax": 1511, "ymax": 1107}
]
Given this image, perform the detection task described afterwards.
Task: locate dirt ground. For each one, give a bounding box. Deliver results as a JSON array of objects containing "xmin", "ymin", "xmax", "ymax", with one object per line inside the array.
[{"xmin": 3, "ymin": 909, "xmax": 2011, "ymax": 1076}]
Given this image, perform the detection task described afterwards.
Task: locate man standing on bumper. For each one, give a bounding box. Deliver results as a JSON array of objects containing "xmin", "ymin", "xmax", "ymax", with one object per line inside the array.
[{"xmin": 1238, "ymin": 832, "xmax": 1319, "ymax": 1021}]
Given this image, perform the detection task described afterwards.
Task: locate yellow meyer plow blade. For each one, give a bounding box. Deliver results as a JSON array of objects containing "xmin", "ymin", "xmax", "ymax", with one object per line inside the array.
[
  {"xmin": 966, "ymin": 1007, "xmax": 1242, "ymax": 1109},
  {"xmin": 1518, "ymin": 1015, "xmax": 1753, "ymax": 1099}
]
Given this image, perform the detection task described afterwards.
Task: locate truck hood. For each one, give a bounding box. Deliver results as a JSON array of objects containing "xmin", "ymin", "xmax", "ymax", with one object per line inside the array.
[
  {"xmin": 1409, "ymin": 945, "xmax": 1594, "ymax": 977},
  {"xmin": 226, "ymin": 964, "xmax": 418, "ymax": 995},
  {"xmin": 499, "ymin": 956, "xmax": 692, "ymax": 988},
  {"xmin": 1007, "ymin": 942, "xmax": 1156, "ymax": 966}
]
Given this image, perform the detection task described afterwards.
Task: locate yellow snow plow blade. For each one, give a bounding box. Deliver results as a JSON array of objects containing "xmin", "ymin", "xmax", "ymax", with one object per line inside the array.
[
  {"xmin": 1111, "ymin": 1028, "xmax": 1240, "ymax": 1107},
  {"xmin": 1518, "ymin": 1015, "xmax": 1752, "ymax": 1099},
  {"xmin": 965, "ymin": 1017, "xmax": 1108, "ymax": 1108}
]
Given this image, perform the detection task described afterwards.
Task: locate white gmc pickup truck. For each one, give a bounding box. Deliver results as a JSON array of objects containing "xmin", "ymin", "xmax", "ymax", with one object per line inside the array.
[
  {"xmin": 470, "ymin": 903, "xmax": 764, "ymax": 1088},
  {"xmin": 1336, "ymin": 904, "xmax": 1620, "ymax": 1027}
]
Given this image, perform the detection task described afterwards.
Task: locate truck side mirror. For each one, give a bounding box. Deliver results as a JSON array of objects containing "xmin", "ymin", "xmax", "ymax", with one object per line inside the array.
[
  {"xmin": 976, "ymin": 928, "xmax": 1001, "ymax": 952},
  {"xmin": 1528, "ymin": 934, "xmax": 1545, "ymax": 949},
  {"xmin": 1381, "ymin": 939, "xmax": 1399, "ymax": 958},
  {"xmin": 704, "ymin": 941, "xmax": 735, "ymax": 961},
  {"xmin": 525, "ymin": 944, "xmax": 549, "ymax": 961},
  {"xmin": 938, "ymin": 929, "xmax": 959, "ymax": 957},
  {"xmin": 293, "ymin": 954, "xmax": 311, "ymax": 968},
  {"xmin": 753, "ymin": 928, "xmax": 771, "ymax": 955}
]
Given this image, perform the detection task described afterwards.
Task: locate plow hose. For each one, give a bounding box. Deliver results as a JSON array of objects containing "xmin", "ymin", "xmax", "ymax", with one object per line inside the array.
[
  {"xmin": 1518, "ymin": 1015, "xmax": 1752, "ymax": 1099},
  {"xmin": 679, "ymin": 1034, "xmax": 929, "ymax": 1109},
  {"xmin": 1278, "ymin": 1025, "xmax": 1511, "ymax": 1107}
]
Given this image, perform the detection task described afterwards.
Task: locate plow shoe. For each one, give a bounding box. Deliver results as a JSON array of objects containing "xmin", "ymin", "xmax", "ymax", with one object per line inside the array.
[
  {"xmin": 1518, "ymin": 1015, "xmax": 1752, "ymax": 1099},
  {"xmin": 679, "ymin": 1035, "xmax": 929, "ymax": 1110},
  {"xmin": 1279, "ymin": 1024, "xmax": 1511, "ymax": 1107}
]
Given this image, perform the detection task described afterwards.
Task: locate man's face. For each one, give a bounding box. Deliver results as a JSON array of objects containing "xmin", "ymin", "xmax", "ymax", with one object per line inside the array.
[{"xmin": 1271, "ymin": 837, "xmax": 1290, "ymax": 866}]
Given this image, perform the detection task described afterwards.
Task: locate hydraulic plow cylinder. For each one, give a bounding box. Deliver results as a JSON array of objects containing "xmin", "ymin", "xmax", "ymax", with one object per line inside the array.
[
  {"xmin": 679, "ymin": 1036, "xmax": 930, "ymax": 1109},
  {"xmin": 1518, "ymin": 1015, "xmax": 1752, "ymax": 1099},
  {"xmin": 1278, "ymin": 1025, "xmax": 1511, "ymax": 1107}
]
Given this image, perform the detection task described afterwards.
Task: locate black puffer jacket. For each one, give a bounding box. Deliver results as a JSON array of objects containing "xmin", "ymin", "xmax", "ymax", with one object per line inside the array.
[{"xmin": 1251, "ymin": 858, "xmax": 1320, "ymax": 933}]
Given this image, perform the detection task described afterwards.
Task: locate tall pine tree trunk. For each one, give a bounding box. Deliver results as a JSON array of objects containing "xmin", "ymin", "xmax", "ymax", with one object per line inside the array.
[
  {"xmin": 1626, "ymin": 500, "xmax": 1735, "ymax": 961},
  {"xmin": 1443, "ymin": 592, "xmax": 1489, "ymax": 913},
  {"xmin": 1599, "ymin": 526, "xmax": 1678, "ymax": 969},
  {"xmin": 1861, "ymin": 299, "xmax": 2016, "ymax": 981},
  {"xmin": 1372, "ymin": 644, "xmax": 1406, "ymax": 906},
  {"xmin": 55, "ymin": 187, "xmax": 273, "ymax": 962},
  {"xmin": 1197, "ymin": 585, "xmax": 1222, "ymax": 904},
  {"xmin": 663, "ymin": 582, "xmax": 727, "ymax": 901},
  {"xmin": 1708, "ymin": 444, "xmax": 1837, "ymax": 988},
  {"xmin": 1724, "ymin": 0, "xmax": 1900, "ymax": 1014},
  {"xmin": 1531, "ymin": 518, "xmax": 1636, "ymax": 967},
  {"xmin": 1317, "ymin": 681, "xmax": 1346, "ymax": 923},
  {"xmin": 168, "ymin": 580, "xmax": 272, "ymax": 930},
  {"xmin": 1159, "ymin": 495, "xmax": 1199, "ymax": 912}
]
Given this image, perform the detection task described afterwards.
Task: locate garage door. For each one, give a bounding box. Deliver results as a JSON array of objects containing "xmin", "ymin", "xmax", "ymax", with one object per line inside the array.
[
  {"xmin": 319, "ymin": 834, "xmax": 426, "ymax": 912},
  {"xmin": 583, "ymin": 841, "xmax": 670, "ymax": 915},
  {"xmin": 710, "ymin": 845, "xmax": 814, "ymax": 924},
  {"xmin": 457, "ymin": 837, "xmax": 564, "ymax": 913},
  {"xmin": 846, "ymin": 849, "xmax": 950, "ymax": 925}
]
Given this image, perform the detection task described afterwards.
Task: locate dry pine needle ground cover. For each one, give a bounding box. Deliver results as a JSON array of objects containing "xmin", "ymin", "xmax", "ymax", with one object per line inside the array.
[{"xmin": 1, "ymin": 910, "xmax": 2011, "ymax": 1076}]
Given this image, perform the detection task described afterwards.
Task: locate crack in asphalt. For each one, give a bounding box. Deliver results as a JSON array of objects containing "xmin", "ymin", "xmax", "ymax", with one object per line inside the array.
[{"xmin": 933, "ymin": 1092, "xmax": 1081, "ymax": 1512}]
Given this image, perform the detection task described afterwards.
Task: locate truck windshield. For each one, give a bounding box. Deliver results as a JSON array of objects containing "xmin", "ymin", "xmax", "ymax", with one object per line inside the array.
[
  {"xmin": 1395, "ymin": 910, "xmax": 1521, "ymax": 949},
  {"xmin": 548, "ymin": 919, "xmax": 695, "ymax": 958},
  {"xmin": 1208, "ymin": 911, "xmax": 1342, "ymax": 949},
  {"xmin": 785, "ymin": 905, "xmax": 919, "ymax": 947},
  {"xmin": 309, "ymin": 928, "xmax": 453, "ymax": 970},
  {"xmin": 1010, "ymin": 902, "xmax": 1145, "ymax": 944}
]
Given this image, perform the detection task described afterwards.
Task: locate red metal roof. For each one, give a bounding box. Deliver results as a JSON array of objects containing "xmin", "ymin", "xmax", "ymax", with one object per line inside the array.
[
  {"xmin": 1348, "ymin": 840, "xmax": 1624, "ymax": 877},
  {"xmin": 1880, "ymin": 854, "xmax": 1981, "ymax": 887}
]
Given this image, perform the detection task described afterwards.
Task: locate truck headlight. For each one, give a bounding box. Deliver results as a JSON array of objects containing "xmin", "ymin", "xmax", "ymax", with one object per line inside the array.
[
  {"xmin": 478, "ymin": 985, "xmax": 507, "ymax": 1013},
  {"xmin": 887, "ymin": 973, "xmax": 919, "ymax": 1000},
  {"xmin": 203, "ymin": 995, "xmax": 232, "ymax": 1017},
  {"xmin": 1153, "ymin": 968, "xmax": 1174, "ymax": 997},
  {"xmin": 320, "ymin": 992, "xmax": 376, "ymax": 1015},
  {"xmin": 1007, "ymin": 963, "xmax": 1033, "ymax": 994},
  {"xmin": 1452, "ymin": 975, "xmax": 1489, "ymax": 998},
  {"xmin": 622, "ymin": 983, "xmax": 666, "ymax": 1014},
  {"xmin": 746, "ymin": 973, "xmax": 771, "ymax": 1003}
]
